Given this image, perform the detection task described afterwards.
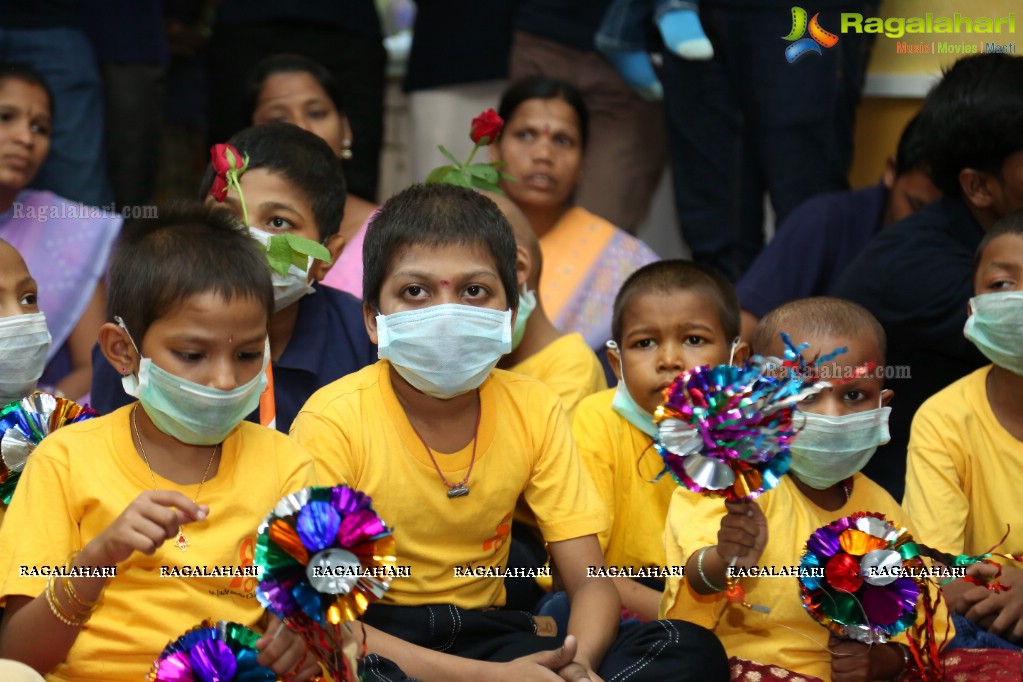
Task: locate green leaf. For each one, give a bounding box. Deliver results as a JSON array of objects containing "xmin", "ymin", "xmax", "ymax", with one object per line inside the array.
[
  {"xmin": 470, "ymin": 178, "xmax": 503, "ymax": 194},
  {"xmin": 437, "ymin": 145, "xmax": 462, "ymax": 167},
  {"xmin": 498, "ymin": 171, "xmax": 518, "ymax": 182},
  {"xmin": 266, "ymin": 235, "xmax": 293, "ymax": 276},
  {"xmin": 442, "ymin": 168, "xmax": 473, "ymax": 188},
  {"xmin": 283, "ymin": 233, "xmax": 332, "ymax": 264},
  {"xmin": 467, "ymin": 163, "xmax": 499, "ymax": 183},
  {"xmin": 425, "ymin": 165, "xmax": 454, "ymax": 184}
]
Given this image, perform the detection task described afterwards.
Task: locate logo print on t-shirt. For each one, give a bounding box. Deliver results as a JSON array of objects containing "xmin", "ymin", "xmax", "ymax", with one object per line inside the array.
[{"xmin": 482, "ymin": 512, "xmax": 512, "ymax": 554}]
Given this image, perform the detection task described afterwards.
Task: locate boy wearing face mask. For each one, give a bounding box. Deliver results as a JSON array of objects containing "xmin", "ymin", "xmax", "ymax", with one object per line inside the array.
[
  {"xmin": 904, "ymin": 212, "xmax": 1023, "ymax": 649},
  {"xmin": 661, "ymin": 297, "xmax": 951, "ymax": 681},
  {"xmin": 555, "ymin": 260, "xmax": 748, "ymax": 625},
  {"xmin": 90, "ymin": 122, "xmax": 376, "ymax": 431},
  {"xmin": 0, "ymin": 238, "xmax": 51, "ymax": 528},
  {"xmin": 291, "ymin": 184, "xmax": 729, "ymax": 682},
  {"xmin": 0, "ymin": 206, "xmax": 321, "ymax": 681}
]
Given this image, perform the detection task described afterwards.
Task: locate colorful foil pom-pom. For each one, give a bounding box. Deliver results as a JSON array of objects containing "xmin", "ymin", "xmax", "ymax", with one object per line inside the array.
[
  {"xmin": 1, "ymin": 393, "xmax": 97, "ymax": 505},
  {"xmin": 799, "ymin": 513, "xmax": 926, "ymax": 644},
  {"xmin": 147, "ymin": 620, "xmax": 276, "ymax": 682},
  {"xmin": 653, "ymin": 344, "xmax": 828, "ymax": 501},
  {"xmin": 256, "ymin": 485, "xmax": 394, "ymax": 681}
]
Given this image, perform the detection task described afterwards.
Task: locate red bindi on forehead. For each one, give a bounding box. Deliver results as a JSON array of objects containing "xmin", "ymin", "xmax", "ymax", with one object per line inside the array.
[{"xmin": 439, "ymin": 280, "xmax": 451, "ymax": 287}]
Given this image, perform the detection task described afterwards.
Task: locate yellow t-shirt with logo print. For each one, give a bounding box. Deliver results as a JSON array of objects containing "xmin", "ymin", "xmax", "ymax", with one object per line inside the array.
[
  {"xmin": 0, "ymin": 404, "xmax": 316, "ymax": 682},
  {"xmin": 291, "ymin": 360, "xmax": 608, "ymax": 610}
]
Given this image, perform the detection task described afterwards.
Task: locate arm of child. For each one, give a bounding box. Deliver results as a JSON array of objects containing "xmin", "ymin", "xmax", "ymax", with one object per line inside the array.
[
  {"xmin": 347, "ymin": 620, "xmax": 581, "ymax": 682},
  {"xmin": 610, "ymin": 576, "xmax": 661, "ymax": 621},
  {"xmin": 685, "ymin": 499, "xmax": 768, "ymax": 596},
  {"xmin": 0, "ymin": 490, "xmax": 206, "ymax": 672},
  {"xmin": 55, "ymin": 282, "xmax": 105, "ymax": 401},
  {"xmin": 828, "ymin": 636, "xmax": 907, "ymax": 682},
  {"xmin": 549, "ymin": 534, "xmax": 620, "ymax": 682}
]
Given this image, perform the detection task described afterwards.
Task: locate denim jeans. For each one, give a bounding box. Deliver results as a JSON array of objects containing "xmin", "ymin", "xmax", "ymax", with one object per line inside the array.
[
  {"xmin": 596, "ymin": 0, "xmax": 700, "ymax": 52},
  {"xmin": 0, "ymin": 27, "xmax": 113, "ymax": 206},
  {"xmin": 661, "ymin": 2, "xmax": 878, "ymax": 280}
]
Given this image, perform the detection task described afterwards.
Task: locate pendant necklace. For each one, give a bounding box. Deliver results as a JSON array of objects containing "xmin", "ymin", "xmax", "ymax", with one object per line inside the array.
[
  {"xmin": 131, "ymin": 404, "xmax": 218, "ymax": 550},
  {"xmin": 409, "ymin": 395, "xmax": 480, "ymax": 498}
]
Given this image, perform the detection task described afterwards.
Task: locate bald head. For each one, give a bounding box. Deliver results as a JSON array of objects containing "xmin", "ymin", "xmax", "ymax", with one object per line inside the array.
[{"xmin": 481, "ymin": 191, "xmax": 543, "ymax": 288}]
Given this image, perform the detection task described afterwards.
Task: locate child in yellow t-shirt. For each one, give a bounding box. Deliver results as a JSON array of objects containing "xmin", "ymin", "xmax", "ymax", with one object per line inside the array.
[
  {"xmin": 291, "ymin": 184, "xmax": 728, "ymax": 682},
  {"xmin": 661, "ymin": 297, "xmax": 949, "ymax": 681},
  {"xmin": 492, "ymin": 192, "xmax": 606, "ymax": 418},
  {"xmin": 0, "ymin": 238, "xmax": 52, "ymax": 529},
  {"xmin": 904, "ymin": 214, "xmax": 1023, "ymax": 648},
  {"xmin": 0, "ymin": 206, "xmax": 319, "ymax": 681},
  {"xmin": 566, "ymin": 259, "xmax": 748, "ymax": 623}
]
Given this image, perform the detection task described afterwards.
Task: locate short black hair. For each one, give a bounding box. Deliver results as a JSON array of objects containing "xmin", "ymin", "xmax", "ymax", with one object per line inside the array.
[
  {"xmin": 362, "ymin": 184, "xmax": 518, "ymax": 312},
  {"xmin": 611, "ymin": 260, "xmax": 739, "ymax": 344},
  {"xmin": 199, "ymin": 121, "xmax": 346, "ymax": 241},
  {"xmin": 497, "ymin": 76, "xmax": 589, "ymax": 148},
  {"xmin": 974, "ymin": 208, "xmax": 1023, "ymax": 275},
  {"xmin": 107, "ymin": 202, "xmax": 274, "ymax": 345},
  {"xmin": 244, "ymin": 53, "xmax": 345, "ymax": 119},
  {"xmin": 751, "ymin": 297, "xmax": 887, "ymax": 362},
  {"xmin": 0, "ymin": 62, "xmax": 54, "ymax": 117},
  {"xmin": 894, "ymin": 114, "xmax": 929, "ymax": 177},
  {"xmin": 917, "ymin": 54, "xmax": 1023, "ymax": 197}
]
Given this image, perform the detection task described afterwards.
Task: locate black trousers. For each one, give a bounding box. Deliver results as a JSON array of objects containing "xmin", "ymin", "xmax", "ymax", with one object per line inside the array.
[
  {"xmin": 359, "ymin": 603, "xmax": 729, "ymax": 681},
  {"xmin": 205, "ymin": 20, "xmax": 386, "ymax": 201}
]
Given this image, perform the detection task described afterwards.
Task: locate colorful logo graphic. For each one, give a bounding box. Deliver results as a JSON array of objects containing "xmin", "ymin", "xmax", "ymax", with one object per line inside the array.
[{"xmin": 783, "ymin": 7, "xmax": 839, "ymax": 63}]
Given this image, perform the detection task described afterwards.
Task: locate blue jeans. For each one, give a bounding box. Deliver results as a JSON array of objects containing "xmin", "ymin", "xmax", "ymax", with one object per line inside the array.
[
  {"xmin": 596, "ymin": 0, "xmax": 700, "ymax": 52},
  {"xmin": 948, "ymin": 613, "xmax": 1022, "ymax": 651},
  {"xmin": 0, "ymin": 27, "xmax": 113, "ymax": 206},
  {"xmin": 661, "ymin": 2, "xmax": 878, "ymax": 280}
]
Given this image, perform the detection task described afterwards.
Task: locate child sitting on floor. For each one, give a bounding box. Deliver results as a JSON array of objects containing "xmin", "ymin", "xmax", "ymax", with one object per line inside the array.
[
  {"xmin": 661, "ymin": 297, "xmax": 951, "ymax": 681},
  {"xmin": 0, "ymin": 205, "xmax": 319, "ymax": 681},
  {"xmin": 291, "ymin": 184, "xmax": 729, "ymax": 682},
  {"xmin": 904, "ymin": 211, "xmax": 1023, "ymax": 649}
]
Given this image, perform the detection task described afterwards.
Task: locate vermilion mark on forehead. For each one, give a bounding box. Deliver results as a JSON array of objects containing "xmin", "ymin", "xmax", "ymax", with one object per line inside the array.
[{"xmin": 440, "ymin": 280, "xmax": 451, "ymax": 287}]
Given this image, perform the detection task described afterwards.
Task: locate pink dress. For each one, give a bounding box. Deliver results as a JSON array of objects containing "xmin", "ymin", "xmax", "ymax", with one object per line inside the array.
[{"xmin": 321, "ymin": 219, "xmax": 368, "ymax": 299}]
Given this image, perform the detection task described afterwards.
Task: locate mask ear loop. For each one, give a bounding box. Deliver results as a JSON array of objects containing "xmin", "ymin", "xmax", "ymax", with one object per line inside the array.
[
  {"xmin": 728, "ymin": 336, "xmax": 741, "ymax": 366},
  {"xmin": 606, "ymin": 340, "xmax": 625, "ymax": 385},
  {"xmin": 113, "ymin": 315, "xmax": 142, "ymax": 358}
]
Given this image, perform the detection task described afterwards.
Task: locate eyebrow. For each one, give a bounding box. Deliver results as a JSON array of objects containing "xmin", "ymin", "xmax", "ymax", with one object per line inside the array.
[
  {"xmin": 626, "ymin": 322, "xmax": 717, "ymax": 336},
  {"xmin": 258, "ymin": 201, "xmax": 302, "ymax": 216},
  {"xmin": 391, "ymin": 269, "xmax": 499, "ymax": 281},
  {"xmin": 16, "ymin": 275, "xmax": 37, "ymax": 289},
  {"xmin": 983, "ymin": 261, "xmax": 1021, "ymax": 272},
  {"xmin": 166, "ymin": 332, "xmax": 266, "ymax": 346}
]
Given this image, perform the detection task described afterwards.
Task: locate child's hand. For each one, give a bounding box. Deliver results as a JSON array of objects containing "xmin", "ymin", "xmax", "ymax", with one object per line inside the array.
[
  {"xmin": 256, "ymin": 617, "xmax": 320, "ymax": 681},
  {"xmin": 495, "ymin": 635, "xmax": 583, "ymax": 681},
  {"xmin": 829, "ymin": 637, "xmax": 905, "ymax": 682},
  {"xmin": 716, "ymin": 499, "xmax": 768, "ymax": 569},
  {"xmin": 962, "ymin": 566, "xmax": 1023, "ymax": 642},
  {"xmin": 84, "ymin": 490, "xmax": 208, "ymax": 566},
  {"xmin": 557, "ymin": 661, "xmax": 606, "ymax": 682}
]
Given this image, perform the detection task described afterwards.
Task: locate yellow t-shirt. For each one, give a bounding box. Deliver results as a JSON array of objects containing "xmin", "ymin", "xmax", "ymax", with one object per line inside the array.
[
  {"xmin": 0, "ymin": 405, "xmax": 317, "ymax": 682},
  {"xmin": 573, "ymin": 388, "xmax": 675, "ymax": 569},
  {"xmin": 291, "ymin": 361, "xmax": 608, "ymax": 610},
  {"xmin": 510, "ymin": 333, "xmax": 607, "ymax": 419},
  {"xmin": 660, "ymin": 474, "xmax": 952, "ymax": 681},
  {"xmin": 904, "ymin": 366, "xmax": 1023, "ymax": 557}
]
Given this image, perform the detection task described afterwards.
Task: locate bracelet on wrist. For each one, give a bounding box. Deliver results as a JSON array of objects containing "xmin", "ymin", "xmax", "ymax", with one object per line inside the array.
[
  {"xmin": 697, "ymin": 546, "xmax": 727, "ymax": 593},
  {"xmin": 891, "ymin": 642, "xmax": 913, "ymax": 681}
]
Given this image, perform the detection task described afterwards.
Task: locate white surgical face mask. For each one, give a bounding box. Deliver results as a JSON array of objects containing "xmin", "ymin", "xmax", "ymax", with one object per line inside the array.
[
  {"xmin": 0, "ymin": 312, "xmax": 51, "ymax": 404},
  {"xmin": 788, "ymin": 400, "xmax": 891, "ymax": 490},
  {"xmin": 247, "ymin": 227, "xmax": 315, "ymax": 311},
  {"xmin": 377, "ymin": 304, "xmax": 512, "ymax": 399},
  {"xmin": 607, "ymin": 340, "xmax": 657, "ymax": 437},
  {"xmin": 116, "ymin": 317, "xmax": 269, "ymax": 445},
  {"xmin": 964, "ymin": 291, "xmax": 1023, "ymax": 376},
  {"xmin": 512, "ymin": 287, "xmax": 537, "ymax": 351}
]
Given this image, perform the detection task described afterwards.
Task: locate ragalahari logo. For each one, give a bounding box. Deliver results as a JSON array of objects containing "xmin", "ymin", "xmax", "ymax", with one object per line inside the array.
[{"xmin": 783, "ymin": 7, "xmax": 839, "ymax": 62}]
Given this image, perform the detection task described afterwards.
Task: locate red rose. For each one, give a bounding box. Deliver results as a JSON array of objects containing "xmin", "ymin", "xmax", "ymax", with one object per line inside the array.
[
  {"xmin": 210, "ymin": 143, "xmax": 245, "ymax": 174},
  {"xmin": 209, "ymin": 174, "xmax": 228, "ymax": 202},
  {"xmin": 469, "ymin": 109, "xmax": 503, "ymax": 145}
]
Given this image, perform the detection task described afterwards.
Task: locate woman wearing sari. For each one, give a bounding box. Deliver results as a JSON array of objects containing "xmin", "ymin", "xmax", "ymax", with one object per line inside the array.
[{"xmin": 492, "ymin": 76, "xmax": 659, "ymax": 354}]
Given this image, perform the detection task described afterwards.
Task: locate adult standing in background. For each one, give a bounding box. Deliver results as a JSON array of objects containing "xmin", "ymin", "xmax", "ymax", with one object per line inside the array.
[
  {"xmin": 0, "ymin": 0, "xmax": 113, "ymax": 207},
  {"xmin": 510, "ymin": 0, "xmax": 667, "ymax": 235},
  {"xmin": 662, "ymin": 0, "xmax": 879, "ymax": 281},
  {"xmin": 205, "ymin": 0, "xmax": 386, "ymax": 201},
  {"xmin": 405, "ymin": 0, "xmax": 516, "ymax": 185}
]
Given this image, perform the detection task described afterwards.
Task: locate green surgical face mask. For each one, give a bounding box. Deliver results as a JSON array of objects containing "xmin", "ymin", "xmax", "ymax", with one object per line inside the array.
[
  {"xmin": 511, "ymin": 287, "xmax": 537, "ymax": 351},
  {"xmin": 964, "ymin": 291, "xmax": 1023, "ymax": 376}
]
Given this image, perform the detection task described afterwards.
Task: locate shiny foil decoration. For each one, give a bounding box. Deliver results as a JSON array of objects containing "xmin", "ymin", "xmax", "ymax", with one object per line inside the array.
[
  {"xmin": 0, "ymin": 393, "xmax": 97, "ymax": 505},
  {"xmin": 653, "ymin": 344, "xmax": 828, "ymax": 501},
  {"xmin": 798, "ymin": 512, "xmax": 923, "ymax": 644},
  {"xmin": 255, "ymin": 485, "xmax": 394, "ymax": 681},
  {"xmin": 147, "ymin": 619, "xmax": 277, "ymax": 681}
]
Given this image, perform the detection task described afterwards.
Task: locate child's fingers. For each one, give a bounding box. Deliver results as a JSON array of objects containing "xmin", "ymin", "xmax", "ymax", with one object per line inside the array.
[
  {"xmin": 723, "ymin": 500, "xmax": 755, "ymax": 517},
  {"xmin": 145, "ymin": 489, "xmax": 209, "ymax": 522}
]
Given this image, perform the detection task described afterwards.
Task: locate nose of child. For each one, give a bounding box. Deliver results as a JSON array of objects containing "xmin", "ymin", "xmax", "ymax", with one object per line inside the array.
[
  {"xmin": 657, "ymin": 343, "xmax": 684, "ymax": 373},
  {"xmin": 208, "ymin": 358, "xmax": 240, "ymax": 392}
]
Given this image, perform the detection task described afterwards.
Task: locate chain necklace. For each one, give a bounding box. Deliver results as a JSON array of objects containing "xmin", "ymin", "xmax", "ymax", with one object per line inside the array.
[
  {"xmin": 408, "ymin": 396, "xmax": 481, "ymax": 498},
  {"xmin": 131, "ymin": 404, "xmax": 218, "ymax": 551}
]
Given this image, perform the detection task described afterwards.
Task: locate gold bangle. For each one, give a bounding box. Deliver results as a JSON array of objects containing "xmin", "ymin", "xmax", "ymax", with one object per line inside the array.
[
  {"xmin": 63, "ymin": 551, "xmax": 105, "ymax": 613},
  {"xmin": 45, "ymin": 574, "xmax": 86, "ymax": 627},
  {"xmin": 697, "ymin": 546, "xmax": 727, "ymax": 592}
]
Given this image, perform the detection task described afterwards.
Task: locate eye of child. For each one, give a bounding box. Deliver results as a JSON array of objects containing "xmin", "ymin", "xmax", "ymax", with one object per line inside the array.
[
  {"xmin": 19, "ymin": 292, "xmax": 37, "ymax": 306},
  {"xmin": 464, "ymin": 284, "xmax": 487, "ymax": 298},
  {"xmin": 633, "ymin": 338, "xmax": 656, "ymax": 349},
  {"xmin": 989, "ymin": 277, "xmax": 1016, "ymax": 290},
  {"xmin": 267, "ymin": 217, "xmax": 293, "ymax": 231},
  {"xmin": 174, "ymin": 351, "xmax": 204, "ymax": 362},
  {"xmin": 684, "ymin": 335, "xmax": 705, "ymax": 346},
  {"xmin": 307, "ymin": 109, "xmax": 328, "ymax": 120},
  {"xmin": 238, "ymin": 350, "xmax": 264, "ymax": 361},
  {"xmin": 842, "ymin": 389, "xmax": 867, "ymax": 403},
  {"xmin": 403, "ymin": 285, "xmax": 425, "ymax": 298},
  {"xmin": 30, "ymin": 120, "xmax": 50, "ymax": 136}
]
